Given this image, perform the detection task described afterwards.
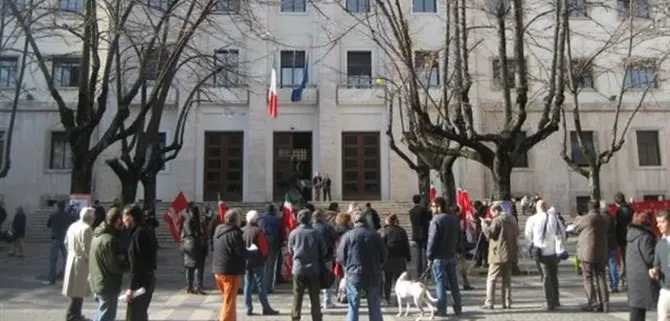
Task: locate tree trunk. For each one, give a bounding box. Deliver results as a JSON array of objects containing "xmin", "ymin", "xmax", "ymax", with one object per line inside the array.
[
  {"xmin": 141, "ymin": 174, "xmax": 158, "ymax": 207},
  {"xmin": 70, "ymin": 134, "xmax": 94, "ymax": 194},
  {"xmin": 121, "ymin": 178, "xmax": 139, "ymax": 205},
  {"xmin": 439, "ymin": 164, "xmax": 457, "ymax": 208},
  {"xmin": 588, "ymin": 164, "xmax": 602, "ymax": 201},
  {"xmin": 417, "ymin": 166, "xmax": 431, "ymax": 202},
  {"xmin": 491, "ymin": 152, "xmax": 513, "ymax": 201}
]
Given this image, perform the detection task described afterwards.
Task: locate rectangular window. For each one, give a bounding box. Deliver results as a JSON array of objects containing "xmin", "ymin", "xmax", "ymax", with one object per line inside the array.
[
  {"xmin": 636, "ymin": 130, "xmax": 661, "ymax": 167},
  {"xmin": 143, "ymin": 46, "xmax": 169, "ymax": 84},
  {"xmin": 568, "ymin": 0, "xmax": 586, "ymax": 17},
  {"xmin": 643, "ymin": 194, "xmax": 665, "ymax": 201},
  {"xmin": 0, "ymin": 57, "xmax": 17, "ymax": 89},
  {"xmin": 148, "ymin": 0, "xmax": 166, "ymax": 9},
  {"xmin": 569, "ymin": 130, "xmax": 595, "ymax": 167},
  {"xmin": 214, "ymin": 49, "xmax": 240, "ymax": 87},
  {"xmin": 346, "ymin": 0, "xmax": 369, "ymax": 12},
  {"xmin": 492, "ymin": 57, "xmax": 516, "ymax": 89},
  {"xmin": 488, "ymin": 0, "xmax": 511, "ymax": 13},
  {"xmin": 216, "ymin": 0, "xmax": 240, "ymax": 12},
  {"xmin": 346, "ymin": 51, "xmax": 372, "ymax": 88},
  {"xmin": 570, "ymin": 59, "xmax": 594, "ymax": 89},
  {"xmin": 49, "ymin": 131, "xmax": 72, "ymax": 170},
  {"xmin": 618, "ymin": 0, "xmax": 649, "ymax": 18},
  {"xmin": 279, "ymin": 50, "xmax": 306, "ymax": 88},
  {"xmin": 575, "ymin": 196, "xmax": 590, "ymax": 215},
  {"xmin": 512, "ymin": 131, "xmax": 529, "ymax": 168},
  {"xmin": 280, "ymin": 0, "xmax": 305, "ymax": 12},
  {"xmin": 624, "ymin": 60, "xmax": 656, "ymax": 89},
  {"xmin": 414, "ymin": 51, "xmax": 440, "ymax": 88},
  {"xmin": 52, "ymin": 58, "xmax": 80, "ymax": 87},
  {"xmin": 59, "ymin": 0, "xmax": 82, "ymax": 11},
  {"xmin": 413, "ymin": 0, "xmax": 435, "ymax": 12}
]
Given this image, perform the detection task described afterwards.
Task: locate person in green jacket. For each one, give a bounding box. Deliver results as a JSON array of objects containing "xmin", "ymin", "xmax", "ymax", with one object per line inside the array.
[{"xmin": 89, "ymin": 207, "xmax": 126, "ymax": 321}]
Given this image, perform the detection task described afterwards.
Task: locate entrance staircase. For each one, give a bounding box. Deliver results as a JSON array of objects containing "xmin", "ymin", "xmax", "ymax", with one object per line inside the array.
[{"xmin": 24, "ymin": 201, "xmax": 531, "ymax": 244}]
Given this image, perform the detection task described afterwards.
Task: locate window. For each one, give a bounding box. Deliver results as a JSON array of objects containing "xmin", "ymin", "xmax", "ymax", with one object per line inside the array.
[
  {"xmin": 618, "ymin": 0, "xmax": 649, "ymax": 18},
  {"xmin": 413, "ymin": 0, "xmax": 435, "ymax": 12},
  {"xmin": 488, "ymin": 0, "xmax": 510, "ymax": 14},
  {"xmin": 49, "ymin": 131, "xmax": 72, "ymax": 170},
  {"xmin": 59, "ymin": 0, "xmax": 82, "ymax": 11},
  {"xmin": 643, "ymin": 194, "xmax": 665, "ymax": 201},
  {"xmin": 575, "ymin": 196, "xmax": 590, "ymax": 215},
  {"xmin": 569, "ymin": 130, "xmax": 595, "ymax": 166},
  {"xmin": 568, "ymin": 0, "xmax": 586, "ymax": 17},
  {"xmin": 414, "ymin": 51, "xmax": 440, "ymax": 87},
  {"xmin": 492, "ymin": 57, "xmax": 516, "ymax": 89},
  {"xmin": 346, "ymin": 0, "xmax": 369, "ymax": 13},
  {"xmin": 0, "ymin": 57, "xmax": 17, "ymax": 89},
  {"xmin": 624, "ymin": 59, "xmax": 656, "ymax": 89},
  {"xmin": 143, "ymin": 46, "xmax": 169, "ymax": 84},
  {"xmin": 280, "ymin": 0, "xmax": 305, "ymax": 12},
  {"xmin": 570, "ymin": 58, "xmax": 594, "ymax": 89},
  {"xmin": 148, "ymin": 0, "xmax": 166, "ymax": 9},
  {"xmin": 346, "ymin": 51, "xmax": 372, "ymax": 88},
  {"xmin": 52, "ymin": 58, "xmax": 80, "ymax": 87},
  {"xmin": 214, "ymin": 49, "xmax": 240, "ymax": 87},
  {"xmin": 636, "ymin": 130, "xmax": 661, "ymax": 167},
  {"xmin": 279, "ymin": 50, "xmax": 305, "ymax": 88},
  {"xmin": 216, "ymin": 0, "xmax": 240, "ymax": 12},
  {"xmin": 512, "ymin": 131, "xmax": 529, "ymax": 168}
]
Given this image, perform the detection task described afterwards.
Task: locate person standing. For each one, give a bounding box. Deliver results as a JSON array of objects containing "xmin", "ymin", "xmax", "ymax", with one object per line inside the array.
[
  {"xmin": 9, "ymin": 206, "xmax": 26, "ymax": 257},
  {"xmin": 573, "ymin": 200, "xmax": 609, "ymax": 313},
  {"xmin": 181, "ymin": 203, "xmax": 208, "ymax": 294},
  {"xmin": 473, "ymin": 201, "xmax": 489, "ymax": 268},
  {"xmin": 651, "ymin": 211, "xmax": 670, "ymax": 320},
  {"xmin": 312, "ymin": 209, "xmax": 338, "ymax": 309},
  {"xmin": 481, "ymin": 204, "xmax": 518, "ymax": 310},
  {"xmin": 427, "ymin": 196, "xmax": 462, "ymax": 316},
  {"xmin": 44, "ymin": 201, "xmax": 73, "ymax": 285},
  {"xmin": 380, "ymin": 213, "xmax": 411, "ymax": 306},
  {"xmin": 89, "ymin": 208, "xmax": 126, "ymax": 321},
  {"xmin": 312, "ymin": 172, "xmax": 323, "ymax": 201},
  {"xmin": 92, "ymin": 200, "xmax": 106, "ymax": 230},
  {"xmin": 62, "ymin": 207, "xmax": 95, "ymax": 321},
  {"xmin": 337, "ymin": 210, "xmax": 386, "ymax": 321},
  {"xmin": 614, "ymin": 192, "xmax": 633, "ymax": 288},
  {"xmin": 122, "ymin": 205, "xmax": 158, "ymax": 321},
  {"xmin": 322, "ymin": 174, "xmax": 332, "ymax": 202},
  {"xmin": 524, "ymin": 200, "xmax": 562, "ymax": 311},
  {"xmin": 212, "ymin": 208, "xmax": 247, "ymax": 321},
  {"xmin": 241, "ymin": 210, "xmax": 279, "ymax": 316},
  {"xmin": 409, "ymin": 194, "xmax": 431, "ymax": 278},
  {"xmin": 257, "ymin": 203, "xmax": 283, "ymax": 293},
  {"xmin": 626, "ymin": 210, "xmax": 658, "ymax": 321}
]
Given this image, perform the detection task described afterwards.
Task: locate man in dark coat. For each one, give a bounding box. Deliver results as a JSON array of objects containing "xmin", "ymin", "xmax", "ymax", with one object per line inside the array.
[
  {"xmin": 379, "ymin": 214, "xmax": 410, "ymax": 305},
  {"xmin": 614, "ymin": 192, "xmax": 633, "ymax": 287},
  {"xmin": 212, "ymin": 207, "xmax": 247, "ymax": 321},
  {"xmin": 241, "ymin": 210, "xmax": 278, "ymax": 316},
  {"xmin": 180, "ymin": 204, "xmax": 207, "ymax": 294},
  {"xmin": 409, "ymin": 194, "xmax": 432, "ymax": 277},
  {"xmin": 625, "ymin": 210, "xmax": 658, "ymax": 321},
  {"xmin": 573, "ymin": 200, "xmax": 609, "ymax": 313},
  {"xmin": 9, "ymin": 206, "xmax": 26, "ymax": 257},
  {"xmin": 45, "ymin": 201, "xmax": 73, "ymax": 285},
  {"xmin": 257, "ymin": 203, "xmax": 283, "ymax": 293}
]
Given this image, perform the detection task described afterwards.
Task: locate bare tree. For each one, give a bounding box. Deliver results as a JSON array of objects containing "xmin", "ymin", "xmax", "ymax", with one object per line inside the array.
[
  {"xmin": 560, "ymin": 1, "xmax": 668, "ymax": 201},
  {"xmin": 0, "ymin": 1, "xmax": 32, "ymax": 179},
  {"xmin": 8, "ymin": 0, "xmax": 254, "ymax": 197}
]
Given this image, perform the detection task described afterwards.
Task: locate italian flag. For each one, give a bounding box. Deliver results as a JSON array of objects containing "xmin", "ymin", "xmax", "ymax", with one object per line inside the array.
[
  {"xmin": 282, "ymin": 193, "xmax": 297, "ymax": 234},
  {"xmin": 268, "ymin": 67, "xmax": 278, "ymax": 118}
]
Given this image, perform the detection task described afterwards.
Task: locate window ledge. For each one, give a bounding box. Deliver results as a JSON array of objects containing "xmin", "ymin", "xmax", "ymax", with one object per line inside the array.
[
  {"xmin": 634, "ymin": 166, "xmax": 665, "ymax": 171},
  {"xmin": 512, "ymin": 167, "xmax": 532, "ymax": 172},
  {"xmin": 411, "ymin": 11, "xmax": 438, "ymax": 15},
  {"xmin": 278, "ymin": 11, "xmax": 308, "ymax": 15},
  {"xmin": 44, "ymin": 168, "xmax": 71, "ymax": 174}
]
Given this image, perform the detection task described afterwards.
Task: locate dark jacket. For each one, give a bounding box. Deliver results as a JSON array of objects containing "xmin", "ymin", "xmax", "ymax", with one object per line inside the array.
[
  {"xmin": 93, "ymin": 205, "xmax": 106, "ymax": 229},
  {"xmin": 257, "ymin": 213, "xmax": 283, "ymax": 250},
  {"xmin": 127, "ymin": 225, "xmax": 158, "ymax": 290},
  {"xmin": 427, "ymin": 211, "xmax": 461, "ymax": 261},
  {"xmin": 48, "ymin": 209, "xmax": 73, "ymax": 242},
  {"xmin": 288, "ymin": 223, "xmax": 326, "ymax": 277},
  {"xmin": 313, "ymin": 220, "xmax": 338, "ymax": 261},
  {"xmin": 337, "ymin": 221, "xmax": 386, "ymax": 287},
  {"xmin": 364, "ymin": 208, "xmax": 382, "ymax": 230},
  {"xmin": 180, "ymin": 210, "xmax": 207, "ymax": 268},
  {"xmin": 212, "ymin": 224, "xmax": 247, "ymax": 275},
  {"xmin": 574, "ymin": 209, "xmax": 609, "ymax": 263},
  {"xmin": 626, "ymin": 224, "xmax": 659, "ymax": 309},
  {"xmin": 380, "ymin": 224, "xmax": 411, "ymax": 273},
  {"xmin": 334, "ymin": 224, "xmax": 351, "ymax": 237},
  {"xmin": 0, "ymin": 206, "xmax": 7, "ymax": 228},
  {"xmin": 11, "ymin": 210, "xmax": 26, "ymax": 239},
  {"xmin": 615, "ymin": 202, "xmax": 633, "ymax": 246},
  {"xmin": 242, "ymin": 223, "xmax": 269, "ymax": 268},
  {"xmin": 89, "ymin": 223, "xmax": 125, "ymax": 295},
  {"xmin": 409, "ymin": 205, "xmax": 431, "ymax": 245}
]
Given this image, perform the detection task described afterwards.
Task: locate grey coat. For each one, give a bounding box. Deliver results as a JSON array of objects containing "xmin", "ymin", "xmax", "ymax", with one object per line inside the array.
[
  {"xmin": 180, "ymin": 211, "xmax": 207, "ymax": 268},
  {"xmin": 625, "ymin": 224, "xmax": 659, "ymax": 309}
]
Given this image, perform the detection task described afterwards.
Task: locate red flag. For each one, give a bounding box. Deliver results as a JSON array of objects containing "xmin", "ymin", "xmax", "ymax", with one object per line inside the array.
[
  {"xmin": 268, "ymin": 68, "xmax": 278, "ymax": 118},
  {"xmin": 162, "ymin": 191, "xmax": 189, "ymax": 244},
  {"xmin": 429, "ymin": 185, "xmax": 437, "ymax": 203},
  {"xmin": 281, "ymin": 193, "xmax": 297, "ymax": 280},
  {"xmin": 457, "ymin": 189, "xmax": 476, "ymax": 243},
  {"xmin": 217, "ymin": 201, "xmax": 228, "ymax": 223}
]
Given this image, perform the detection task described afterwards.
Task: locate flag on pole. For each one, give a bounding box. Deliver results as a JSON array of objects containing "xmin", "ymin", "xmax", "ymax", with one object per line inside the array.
[
  {"xmin": 162, "ymin": 191, "xmax": 189, "ymax": 244},
  {"xmin": 290, "ymin": 55, "xmax": 309, "ymax": 102},
  {"xmin": 268, "ymin": 65, "xmax": 278, "ymax": 118},
  {"xmin": 457, "ymin": 189, "xmax": 476, "ymax": 244},
  {"xmin": 281, "ymin": 192, "xmax": 298, "ymax": 280}
]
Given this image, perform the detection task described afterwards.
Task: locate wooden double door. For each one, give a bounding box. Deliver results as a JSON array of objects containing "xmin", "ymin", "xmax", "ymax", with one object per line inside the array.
[
  {"xmin": 342, "ymin": 132, "xmax": 381, "ymax": 200},
  {"xmin": 203, "ymin": 132, "xmax": 244, "ymax": 201}
]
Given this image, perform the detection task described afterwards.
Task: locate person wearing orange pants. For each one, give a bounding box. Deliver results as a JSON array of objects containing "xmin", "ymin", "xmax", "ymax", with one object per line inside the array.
[{"xmin": 211, "ymin": 208, "xmax": 247, "ymax": 321}]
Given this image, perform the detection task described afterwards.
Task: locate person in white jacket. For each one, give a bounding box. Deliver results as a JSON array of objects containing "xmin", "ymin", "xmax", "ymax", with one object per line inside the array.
[
  {"xmin": 524, "ymin": 200, "xmax": 565, "ymax": 311},
  {"xmin": 62, "ymin": 207, "xmax": 95, "ymax": 321}
]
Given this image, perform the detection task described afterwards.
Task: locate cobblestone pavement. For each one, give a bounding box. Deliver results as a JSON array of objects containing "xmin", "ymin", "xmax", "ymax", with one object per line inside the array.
[{"xmin": 0, "ymin": 242, "xmax": 643, "ymax": 321}]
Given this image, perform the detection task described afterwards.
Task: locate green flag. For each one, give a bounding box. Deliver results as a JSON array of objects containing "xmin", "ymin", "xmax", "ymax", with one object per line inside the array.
[{"xmin": 217, "ymin": 191, "xmax": 221, "ymax": 201}]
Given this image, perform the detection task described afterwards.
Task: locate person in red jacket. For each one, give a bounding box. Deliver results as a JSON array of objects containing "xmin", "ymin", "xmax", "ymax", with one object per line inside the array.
[{"xmin": 241, "ymin": 210, "xmax": 279, "ymax": 316}]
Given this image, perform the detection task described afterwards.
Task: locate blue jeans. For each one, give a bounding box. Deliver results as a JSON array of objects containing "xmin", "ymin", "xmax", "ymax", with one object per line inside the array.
[
  {"xmin": 345, "ymin": 280, "xmax": 383, "ymax": 321},
  {"xmin": 414, "ymin": 245, "xmax": 427, "ymax": 278},
  {"xmin": 607, "ymin": 249, "xmax": 619, "ymax": 290},
  {"xmin": 185, "ymin": 267, "xmax": 203, "ymax": 287},
  {"xmin": 432, "ymin": 258, "xmax": 462, "ymax": 314},
  {"xmin": 263, "ymin": 248, "xmax": 279, "ymax": 292},
  {"xmin": 244, "ymin": 266, "xmax": 271, "ymax": 313},
  {"xmin": 48, "ymin": 239, "xmax": 67, "ymax": 282},
  {"xmin": 321, "ymin": 260, "xmax": 333, "ymax": 307},
  {"xmin": 92, "ymin": 294, "xmax": 118, "ymax": 321}
]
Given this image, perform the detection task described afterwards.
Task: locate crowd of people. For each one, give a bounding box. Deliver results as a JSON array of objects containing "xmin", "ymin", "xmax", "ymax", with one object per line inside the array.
[{"xmin": 5, "ymin": 190, "xmax": 670, "ymax": 321}]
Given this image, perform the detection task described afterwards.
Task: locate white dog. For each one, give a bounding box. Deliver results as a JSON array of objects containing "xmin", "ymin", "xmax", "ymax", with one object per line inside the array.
[{"xmin": 394, "ymin": 272, "xmax": 437, "ymax": 321}]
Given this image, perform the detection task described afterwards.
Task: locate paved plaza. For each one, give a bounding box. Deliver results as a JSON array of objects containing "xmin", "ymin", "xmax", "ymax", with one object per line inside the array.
[{"xmin": 0, "ymin": 242, "xmax": 643, "ymax": 321}]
